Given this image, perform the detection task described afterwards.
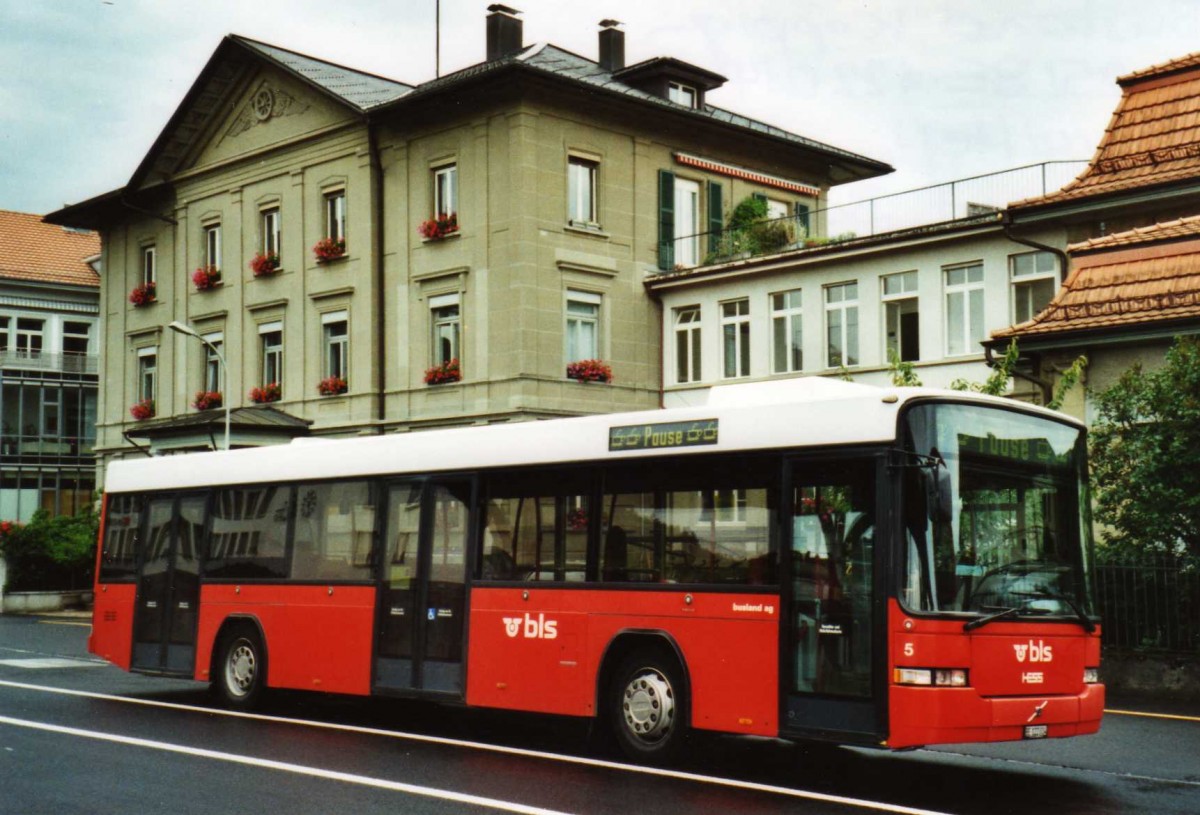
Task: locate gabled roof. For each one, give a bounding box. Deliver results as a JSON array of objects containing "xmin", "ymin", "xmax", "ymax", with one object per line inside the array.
[
  {"xmin": 0, "ymin": 210, "xmax": 99, "ymax": 288},
  {"xmin": 1010, "ymin": 52, "xmax": 1200, "ymax": 211},
  {"xmin": 993, "ymin": 216, "xmax": 1200, "ymax": 341}
]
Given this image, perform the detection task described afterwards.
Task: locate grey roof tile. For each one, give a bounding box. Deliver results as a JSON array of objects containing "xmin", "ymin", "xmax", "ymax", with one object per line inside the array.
[{"xmin": 236, "ymin": 37, "xmax": 413, "ymax": 111}]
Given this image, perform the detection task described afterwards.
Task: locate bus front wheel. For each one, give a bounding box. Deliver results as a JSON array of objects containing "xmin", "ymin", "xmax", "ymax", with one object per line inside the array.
[
  {"xmin": 610, "ymin": 648, "xmax": 688, "ymax": 763},
  {"xmin": 215, "ymin": 626, "xmax": 266, "ymax": 710}
]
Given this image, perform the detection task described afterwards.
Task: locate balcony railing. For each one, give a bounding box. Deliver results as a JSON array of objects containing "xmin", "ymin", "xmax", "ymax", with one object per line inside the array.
[
  {"xmin": 664, "ymin": 161, "xmax": 1088, "ymax": 271},
  {"xmin": 0, "ymin": 350, "xmax": 98, "ymax": 375}
]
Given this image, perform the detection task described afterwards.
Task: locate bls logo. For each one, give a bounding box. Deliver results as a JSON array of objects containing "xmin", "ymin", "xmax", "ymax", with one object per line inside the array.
[
  {"xmin": 1013, "ymin": 640, "xmax": 1054, "ymax": 663},
  {"xmin": 501, "ymin": 613, "xmax": 558, "ymax": 640}
]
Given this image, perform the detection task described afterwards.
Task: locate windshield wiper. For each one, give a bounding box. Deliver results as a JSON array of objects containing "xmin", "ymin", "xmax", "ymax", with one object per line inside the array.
[
  {"xmin": 1012, "ymin": 590, "xmax": 1097, "ymax": 633},
  {"xmin": 963, "ymin": 605, "xmax": 1021, "ymax": 632}
]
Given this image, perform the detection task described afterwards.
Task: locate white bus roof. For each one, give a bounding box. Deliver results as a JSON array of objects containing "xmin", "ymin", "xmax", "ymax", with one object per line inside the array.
[{"xmin": 104, "ymin": 378, "xmax": 1080, "ymax": 493}]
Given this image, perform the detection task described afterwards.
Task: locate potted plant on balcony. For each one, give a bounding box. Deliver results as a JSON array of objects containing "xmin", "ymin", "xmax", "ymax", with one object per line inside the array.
[
  {"xmin": 566, "ymin": 359, "xmax": 613, "ymax": 383},
  {"xmin": 192, "ymin": 265, "xmax": 221, "ymax": 291},
  {"xmin": 250, "ymin": 252, "xmax": 280, "ymax": 277},
  {"xmin": 317, "ymin": 376, "xmax": 348, "ymax": 396},
  {"xmin": 249, "ymin": 382, "xmax": 281, "ymax": 404},
  {"xmin": 418, "ymin": 212, "xmax": 459, "ymax": 241},
  {"xmin": 129, "ymin": 398, "xmax": 155, "ymax": 421},
  {"xmin": 129, "ymin": 282, "xmax": 156, "ymax": 307},
  {"xmin": 423, "ymin": 358, "xmax": 461, "ymax": 385},
  {"xmin": 313, "ymin": 237, "xmax": 346, "ymax": 263},
  {"xmin": 192, "ymin": 391, "xmax": 223, "ymax": 411}
]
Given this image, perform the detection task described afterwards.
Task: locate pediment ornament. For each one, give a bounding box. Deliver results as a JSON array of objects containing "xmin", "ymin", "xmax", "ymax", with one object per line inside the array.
[{"xmin": 225, "ymin": 82, "xmax": 310, "ymax": 140}]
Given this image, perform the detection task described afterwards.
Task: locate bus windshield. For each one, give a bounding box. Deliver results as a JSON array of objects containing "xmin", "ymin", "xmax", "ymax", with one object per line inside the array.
[{"xmin": 899, "ymin": 403, "xmax": 1096, "ymax": 621}]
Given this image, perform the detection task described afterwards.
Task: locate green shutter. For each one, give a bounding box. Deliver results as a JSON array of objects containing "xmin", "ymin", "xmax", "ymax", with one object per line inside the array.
[
  {"xmin": 794, "ymin": 203, "xmax": 811, "ymax": 238},
  {"xmin": 752, "ymin": 192, "xmax": 768, "ymax": 204},
  {"xmin": 658, "ymin": 170, "xmax": 675, "ymax": 270},
  {"xmin": 707, "ymin": 182, "xmax": 723, "ymax": 258}
]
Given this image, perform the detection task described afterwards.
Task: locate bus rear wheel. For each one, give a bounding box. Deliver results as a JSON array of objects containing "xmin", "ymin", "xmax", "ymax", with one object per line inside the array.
[
  {"xmin": 610, "ymin": 649, "xmax": 688, "ymax": 763},
  {"xmin": 215, "ymin": 626, "xmax": 266, "ymax": 710}
]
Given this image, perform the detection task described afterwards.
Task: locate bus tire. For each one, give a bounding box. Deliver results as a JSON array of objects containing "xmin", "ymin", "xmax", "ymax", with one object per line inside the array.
[
  {"xmin": 214, "ymin": 625, "xmax": 267, "ymax": 710},
  {"xmin": 609, "ymin": 648, "xmax": 688, "ymax": 764}
]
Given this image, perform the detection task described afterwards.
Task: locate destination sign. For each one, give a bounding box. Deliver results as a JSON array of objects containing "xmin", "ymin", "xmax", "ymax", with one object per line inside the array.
[
  {"xmin": 609, "ymin": 419, "xmax": 719, "ymax": 452},
  {"xmin": 958, "ymin": 433, "xmax": 1070, "ymax": 466}
]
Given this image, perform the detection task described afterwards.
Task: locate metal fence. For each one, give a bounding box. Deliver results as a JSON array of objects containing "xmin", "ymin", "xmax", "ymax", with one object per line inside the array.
[
  {"xmin": 668, "ymin": 160, "xmax": 1089, "ymax": 270},
  {"xmin": 1095, "ymin": 555, "xmax": 1200, "ymax": 653}
]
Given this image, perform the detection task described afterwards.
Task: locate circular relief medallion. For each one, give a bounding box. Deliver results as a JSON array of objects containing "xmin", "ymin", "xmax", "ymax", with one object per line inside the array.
[{"xmin": 252, "ymin": 88, "xmax": 275, "ymax": 121}]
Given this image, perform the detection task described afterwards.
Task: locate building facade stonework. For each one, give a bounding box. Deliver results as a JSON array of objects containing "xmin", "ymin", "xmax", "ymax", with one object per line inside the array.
[{"xmin": 47, "ymin": 10, "xmax": 889, "ymax": 468}]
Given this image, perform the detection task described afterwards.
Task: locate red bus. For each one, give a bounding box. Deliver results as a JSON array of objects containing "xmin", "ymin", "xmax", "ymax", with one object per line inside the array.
[{"xmin": 89, "ymin": 379, "xmax": 1103, "ymax": 761}]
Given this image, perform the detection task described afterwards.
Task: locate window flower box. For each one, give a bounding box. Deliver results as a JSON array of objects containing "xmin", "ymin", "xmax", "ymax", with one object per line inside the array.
[
  {"xmin": 313, "ymin": 237, "xmax": 346, "ymax": 263},
  {"xmin": 129, "ymin": 398, "xmax": 155, "ymax": 421},
  {"xmin": 129, "ymin": 282, "xmax": 156, "ymax": 307},
  {"xmin": 192, "ymin": 265, "xmax": 221, "ymax": 291},
  {"xmin": 566, "ymin": 359, "xmax": 613, "ymax": 383},
  {"xmin": 249, "ymin": 383, "xmax": 281, "ymax": 404},
  {"xmin": 424, "ymin": 358, "xmax": 461, "ymax": 385},
  {"xmin": 418, "ymin": 213, "xmax": 459, "ymax": 241},
  {"xmin": 193, "ymin": 391, "xmax": 223, "ymax": 411},
  {"xmin": 250, "ymin": 252, "xmax": 280, "ymax": 277},
  {"xmin": 317, "ymin": 376, "xmax": 347, "ymax": 396}
]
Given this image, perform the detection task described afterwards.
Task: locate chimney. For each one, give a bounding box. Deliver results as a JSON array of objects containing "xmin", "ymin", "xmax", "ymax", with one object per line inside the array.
[
  {"xmin": 486, "ymin": 4, "xmax": 524, "ymax": 62},
  {"xmin": 598, "ymin": 19, "xmax": 624, "ymax": 72}
]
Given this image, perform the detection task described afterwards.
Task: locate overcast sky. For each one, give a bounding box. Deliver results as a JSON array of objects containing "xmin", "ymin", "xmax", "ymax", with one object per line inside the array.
[{"xmin": 3, "ymin": 0, "xmax": 1199, "ymax": 217}]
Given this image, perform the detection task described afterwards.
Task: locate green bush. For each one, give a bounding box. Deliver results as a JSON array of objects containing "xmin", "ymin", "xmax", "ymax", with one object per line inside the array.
[{"xmin": 0, "ymin": 510, "xmax": 98, "ymax": 592}]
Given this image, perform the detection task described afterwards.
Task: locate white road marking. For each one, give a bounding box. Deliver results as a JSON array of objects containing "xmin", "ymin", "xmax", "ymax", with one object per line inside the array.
[
  {"xmin": 0, "ymin": 679, "xmax": 952, "ymax": 815},
  {"xmin": 0, "ymin": 658, "xmax": 103, "ymax": 669},
  {"xmin": 0, "ymin": 713, "xmax": 572, "ymax": 815}
]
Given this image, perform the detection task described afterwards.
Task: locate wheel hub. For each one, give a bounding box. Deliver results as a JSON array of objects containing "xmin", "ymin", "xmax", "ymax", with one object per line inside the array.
[
  {"xmin": 622, "ymin": 669, "xmax": 675, "ymax": 743},
  {"xmin": 227, "ymin": 643, "xmax": 256, "ymax": 696}
]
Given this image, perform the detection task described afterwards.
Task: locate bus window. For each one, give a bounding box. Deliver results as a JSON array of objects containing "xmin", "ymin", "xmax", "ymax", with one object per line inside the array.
[
  {"xmin": 291, "ymin": 481, "xmax": 375, "ymax": 582},
  {"xmin": 101, "ymin": 494, "xmax": 144, "ymax": 581},
  {"xmin": 480, "ymin": 470, "xmax": 591, "ymax": 582},
  {"xmin": 206, "ymin": 486, "xmax": 291, "ymax": 579},
  {"xmin": 600, "ymin": 457, "xmax": 778, "ymax": 586}
]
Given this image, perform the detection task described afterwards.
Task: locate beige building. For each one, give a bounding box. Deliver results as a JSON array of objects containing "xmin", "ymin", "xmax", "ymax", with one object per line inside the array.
[{"xmin": 47, "ymin": 9, "xmax": 889, "ymax": 464}]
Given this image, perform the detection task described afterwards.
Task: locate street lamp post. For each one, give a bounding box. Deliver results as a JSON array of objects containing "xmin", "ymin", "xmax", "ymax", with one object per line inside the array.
[{"xmin": 168, "ymin": 320, "xmax": 231, "ymax": 451}]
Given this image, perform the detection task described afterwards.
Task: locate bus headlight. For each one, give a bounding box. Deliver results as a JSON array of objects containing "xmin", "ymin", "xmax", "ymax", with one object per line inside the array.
[
  {"xmin": 894, "ymin": 668, "xmax": 969, "ymax": 687},
  {"xmin": 1083, "ymin": 667, "xmax": 1100, "ymax": 684}
]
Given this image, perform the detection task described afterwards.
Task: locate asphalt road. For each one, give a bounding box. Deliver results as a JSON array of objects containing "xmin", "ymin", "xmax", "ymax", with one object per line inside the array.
[{"xmin": 1, "ymin": 614, "xmax": 1197, "ymax": 815}]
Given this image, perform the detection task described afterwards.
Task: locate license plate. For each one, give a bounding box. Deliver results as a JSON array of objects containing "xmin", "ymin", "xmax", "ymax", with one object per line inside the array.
[{"xmin": 1024, "ymin": 725, "xmax": 1048, "ymax": 739}]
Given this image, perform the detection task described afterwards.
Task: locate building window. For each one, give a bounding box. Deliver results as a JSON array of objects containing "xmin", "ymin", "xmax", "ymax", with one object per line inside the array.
[
  {"xmin": 674, "ymin": 306, "xmax": 702, "ymax": 384},
  {"xmin": 322, "ymin": 312, "xmax": 348, "ymax": 381},
  {"xmin": 565, "ymin": 290, "xmax": 601, "ymax": 362},
  {"xmin": 882, "ymin": 271, "xmax": 919, "ymax": 363},
  {"xmin": 203, "ymin": 223, "xmax": 221, "ymax": 270},
  {"xmin": 325, "ymin": 190, "xmax": 346, "ymax": 242},
  {"xmin": 142, "ymin": 246, "xmax": 156, "ymax": 287},
  {"xmin": 825, "ymin": 282, "xmax": 859, "ymax": 368},
  {"xmin": 261, "ymin": 207, "xmax": 281, "ymax": 256},
  {"xmin": 259, "ymin": 322, "xmax": 283, "ymax": 388},
  {"xmin": 1011, "ymin": 251, "xmax": 1058, "ymax": 323},
  {"xmin": 945, "ymin": 263, "xmax": 984, "ymax": 356},
  {"xmin": 137, "ymin": 347, "xmax": 157, "ymax": 403},
  {"xmin": 15, "ymin": 318, "xmax": 44, "ymax": 360},
  {"xmin": 434, "ymin": 165, "xmax": 457, "ymax": 219},
  {"xmin": 668, "ymin": 81, "xmax": 698, "ymax": 109},
  {"xmin": 429, "ymin": 295, "xmax": 461, "ymax": 367},
  {"xmin": 568, "ymin": 157, "xmax": 598, "ymax": 226},
  {"xmin": 203, "ymin": 332, "xmax": 224, "ymax": 393},
  {"xmin": 771, "ymin": 289, "xmax": 803, "ymax": 374},
  {"xmin": 721, "ymin": 298, "xmax": 750, "ymax": 379},
  {"xmin": 674, "ymin": 178, "xmax": 701, "ymax": 267}
]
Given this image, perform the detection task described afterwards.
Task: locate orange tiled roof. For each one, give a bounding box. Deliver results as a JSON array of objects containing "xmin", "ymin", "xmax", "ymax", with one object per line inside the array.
[
  {"xmin": 1010, "ymin": 52, "xmax": 1200, "ymax": 210},
  {"xmin": 994, "ymin": 218, "xmax": 1200, "ymax": 339},
  {"xmin": 0, "ymin": 210, "xmax": 100, "ymax": 288}
]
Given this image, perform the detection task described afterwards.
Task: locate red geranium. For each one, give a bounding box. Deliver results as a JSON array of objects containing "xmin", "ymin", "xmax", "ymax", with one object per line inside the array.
[
  {"xmin": 566, "ymin": 359, "xmax": 613, "ymax": 383},
  {"xmin": 193, "ymin": 391, "xmax": 223, "ymax": 410},
  {"xmin": 249, "ymin": 383, "xmax": 281, "ymax": 403},
  {"xmin": 317, "ymin": 376, "xmax": 348, "ymax": 396},
  {"xmin": 250, "ymin": 252, "xmax": 280, "ymax": 276},
  {"xmin": 130, "ymin": 398, "xmax": 156, "ymax": 420},
  {"xmin": 424, "ymin": 358, "xmax": 461, "ymax": 385},
  {"xmin": 418, "ymin": 212, "xmax": 459, "ymax": 240},
  {"xmin": 129, "ymin": 282, "xmax": 156, "ymax": 306},
  {"xmin": 192, "ymin": 265, "xmax": 221, "ymax": 291},
  {"xmin": 313, "ymin": 237, "xmax": 346, "ymax": 262}
]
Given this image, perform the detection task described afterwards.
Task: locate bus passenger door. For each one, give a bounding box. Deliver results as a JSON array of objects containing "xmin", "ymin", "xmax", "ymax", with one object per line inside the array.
[
  {"xmin": 131, "ymin": 494, "xmax": 204, "ymax": 675},
  {"xmin": 375, "ymin": 479, "xmax": 471, "ymax": 696},
  {"xmin": 783, "ymin": 458, "xmax": 883, "ymax": 743}
]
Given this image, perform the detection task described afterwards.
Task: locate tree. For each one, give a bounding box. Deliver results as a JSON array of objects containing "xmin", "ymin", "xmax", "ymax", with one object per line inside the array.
[
  {"xmin": 1089, "ymin": 337, "xmax": 1200, "ymax": 561},
  {"xmin": 0, "ymin": 509, "xmax": 98, "ymax": 592}
]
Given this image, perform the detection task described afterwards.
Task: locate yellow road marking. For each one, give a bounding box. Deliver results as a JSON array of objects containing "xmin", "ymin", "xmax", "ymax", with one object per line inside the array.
[
  {"xmin": 1106, "ymin": 708, "xmax": 1200, "ymax": 723},
  {"xmin": 37, "ymin": 621, "xmax": 91, "ymax": 628}
]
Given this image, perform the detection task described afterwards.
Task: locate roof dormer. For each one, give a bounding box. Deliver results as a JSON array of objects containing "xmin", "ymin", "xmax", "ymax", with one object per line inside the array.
[{"xmin": 613, "ymin": 57, "xmax": 727, "ymax": 110}]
